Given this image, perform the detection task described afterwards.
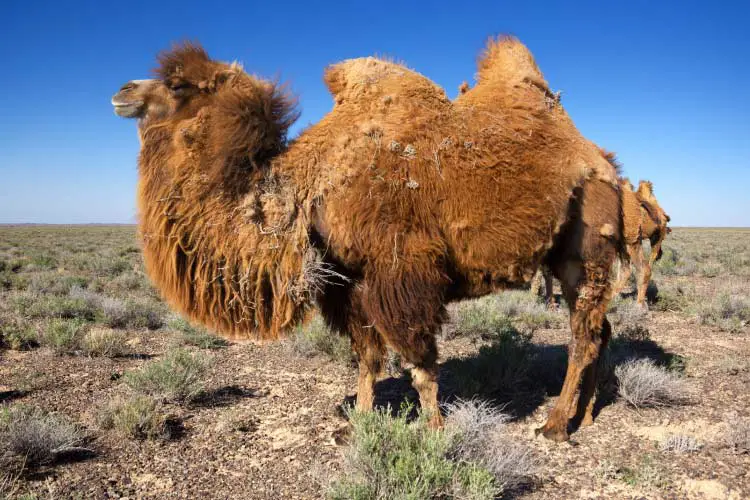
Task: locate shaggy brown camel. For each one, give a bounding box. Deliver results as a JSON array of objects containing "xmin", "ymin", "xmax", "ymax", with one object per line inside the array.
[
  {"xmin": 111, "ymin": 37, "xmax": 621, "ymax": 441},
  {"xmin": 613, "ymin": 179, "xmax": 671, "ymax": 305}
]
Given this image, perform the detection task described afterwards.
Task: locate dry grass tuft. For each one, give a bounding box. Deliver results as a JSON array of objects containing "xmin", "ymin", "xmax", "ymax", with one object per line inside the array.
[
  {"xmin": 443, "ymin": 399, "xmax": 537, "ymax": 494},
  {"xmin": 615, "ymin": 358, "xmax": 692, "ymax": 408},
  {"xmin": 723, "ymin": 418, "xmax": 750, "ymax": 454},
  {"xmin": 659, "ymin": 434, "xmax": 702, "ymax": 453},
  {"xmin": 97, "ymin": 396, "xmax": 172, "ymax": 440},
  {"xmin": 0, "ymin": 406, "xmax": 90, "ymax": 469},
  {"xmin": 81, "ymin": 327, "xmax": 130, "ymax": 357}
]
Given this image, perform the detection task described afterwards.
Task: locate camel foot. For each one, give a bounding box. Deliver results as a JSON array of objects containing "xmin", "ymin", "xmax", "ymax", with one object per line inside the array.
[
  {"xmin": 426, "ymin": 412, "xmax": 444, "ymax": 430},
  {"xmin": 579, "ymin": 413, "xmax": 594, "ymax": 428},
  {"xmin": 535, "ymin": 422, "xmax": 570, "ymax": 442}
]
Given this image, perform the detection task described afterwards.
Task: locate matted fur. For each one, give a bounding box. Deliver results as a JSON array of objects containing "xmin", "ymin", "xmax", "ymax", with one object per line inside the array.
[
  {"xmin": 136, "ymin": 45, "xmax": 310, "ymax": 340},
  {"xmin": 129, "ymin": 35, "xmax": 618, "ymax": 355}
]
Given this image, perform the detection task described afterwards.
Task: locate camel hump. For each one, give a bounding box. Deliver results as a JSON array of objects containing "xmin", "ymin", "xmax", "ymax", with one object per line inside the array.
[
  {"xmin": 323, "ymin": 57, "xmax": 448, "ymax": 104},
  {"xmin": 476, "ymin": 36, "xmax": 549, "ymax": 90}
]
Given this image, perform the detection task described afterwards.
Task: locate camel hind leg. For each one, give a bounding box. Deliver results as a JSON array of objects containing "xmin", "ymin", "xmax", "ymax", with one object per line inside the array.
[{"xmin": 537, "ymin": 180, "xmax": 619, "ymax": 441}]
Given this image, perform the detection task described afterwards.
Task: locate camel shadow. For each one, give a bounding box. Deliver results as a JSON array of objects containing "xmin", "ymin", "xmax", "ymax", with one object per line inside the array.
[
  {"xmin": 191, "ymin": 385, "xmax": 261, "ymax": 408},
  {"xmin": 0, "ymin": 389, "xmax": 28, "ymax": 403},
  {"xmin": 342, "ymin": 330, "xmax": 682, "ymax": 425}
]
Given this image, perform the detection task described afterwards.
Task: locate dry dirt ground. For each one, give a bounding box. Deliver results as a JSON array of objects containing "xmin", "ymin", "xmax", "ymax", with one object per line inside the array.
[{"xmin": 1, "ymin": 226, "xmax": 749, "ymax": 499}]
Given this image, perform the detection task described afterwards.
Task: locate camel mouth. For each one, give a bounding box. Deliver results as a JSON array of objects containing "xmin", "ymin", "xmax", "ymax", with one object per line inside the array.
[{"xmin": 112, "ymin": 98, "xmax": 143, "ymax": 118}]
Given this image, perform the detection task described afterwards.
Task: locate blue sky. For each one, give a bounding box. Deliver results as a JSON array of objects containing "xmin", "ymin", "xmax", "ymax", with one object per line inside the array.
[{"xmin": 1, "ymin": 0, "xmax": 748, "ymax": 226}]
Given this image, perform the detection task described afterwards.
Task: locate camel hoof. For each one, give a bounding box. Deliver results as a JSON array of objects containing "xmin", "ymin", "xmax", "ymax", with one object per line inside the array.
[
  {"xmin": 535, "ymin": 424, "xmax": 570, "ymax": 442},
  {"xmin": 427, "ymin": 413, "xmax": 444, "ymax": 430},
  {"xmin": 580, "ymin": 414, "xmax": 594, "ymax": 428}
]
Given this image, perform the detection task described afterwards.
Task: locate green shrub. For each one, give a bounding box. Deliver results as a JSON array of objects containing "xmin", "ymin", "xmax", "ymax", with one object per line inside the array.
[
  {"xmin": 0, "ymin": 317, "xmax": 38, "ymax": 350},
  {"xmin": 22, "ymin": 295, "xmax": 97, "ymax": 321},
  {"xmin": 124, "ymin": 349, "xmax": 211, "ymax": 404},
  {"xmin": 451, "ymin": 292, "xmax": 559, "ymax": 339},
  {"xmin": 444, "ymin": 326, "xmax": 535, "ymax": 400},
  {"xmin": 169, "ymin": 317, "xmax": 228, "ymax": 349},
  {"xmin": 291, "ymin": 315, "xmax": 352, "ymax": 363},
  {"xmin": 329, "ymin": 401, "xmax": 535, "ymax": 500},
  {"xmin": 38, "ymin": 318, "xmax": 86, "ymax": 354}
]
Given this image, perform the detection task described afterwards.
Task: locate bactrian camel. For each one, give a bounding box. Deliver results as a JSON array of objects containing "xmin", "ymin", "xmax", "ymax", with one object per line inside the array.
[
  {"xmin": 531, "ymin": 164, "xmax": 671, "ymax": 309},
  {"xmin": 111, "ymin": 37, "xmax": 622, "ymax": 441}
]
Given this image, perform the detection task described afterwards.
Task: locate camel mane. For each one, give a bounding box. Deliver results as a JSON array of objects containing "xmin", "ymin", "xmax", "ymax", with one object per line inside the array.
[{"xmin": 137, "ymin": 44, "xmax": 316, "ymax": 340}]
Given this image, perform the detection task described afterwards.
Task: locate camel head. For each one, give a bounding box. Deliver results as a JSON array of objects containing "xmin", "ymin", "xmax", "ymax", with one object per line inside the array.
[
  {"xmin": 112, "ymin": 42, "xmax": 299, "ymax": 185},
  {"xmin": 112, "ymin": 79, "xmax": 175, "ymax": 124}
]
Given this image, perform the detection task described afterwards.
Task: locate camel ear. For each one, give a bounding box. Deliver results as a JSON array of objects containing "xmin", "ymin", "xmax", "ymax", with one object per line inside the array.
[{"xmin": 211, "ymin": 69, "xmax": 236, "ymax": 90}]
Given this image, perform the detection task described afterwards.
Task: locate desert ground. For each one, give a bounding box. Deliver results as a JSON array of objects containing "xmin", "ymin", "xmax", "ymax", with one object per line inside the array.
[{"xmin": 1, "ymin": 225, "xmax": 749, "ymax": 499}]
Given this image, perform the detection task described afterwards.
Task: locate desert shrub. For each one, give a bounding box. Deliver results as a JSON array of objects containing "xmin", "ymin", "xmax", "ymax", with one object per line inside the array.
[
  {"xmin": 443, "ymin": 400, "xmax": 537, "ymax": 494},
  {"xmin": 169, "ymin": 316, "xmax": 228, "ymax": 349},
  {"xmin": 0, "ymin": 270, "xmax": 28, "ymax": 290},
  {"xmin": 616, "ymin": 454, "xmax": 668, "ymax": 489},
  {"xmin": 699, "ymin": 293, "xmax": 750, "ymax": 333},
  {"xmin": 28, "ymin": 253, "xmax": 57, "ymax": 270},
  {"xmin": 291, "ymin": 315, "xmax": 352, "ymax": 363},
  {"xmin": 698, "ymin": 262, "xmax": 723, "ymax": 278},
  {"xmin": 26, "ymin": 274, "xmax": 88, "ymax": 296},
  {"xmin": 723, "ymin": 418, "xmax": 750, "ymax": 454},
  {"xmin": 21, "ymin": 295, "xmax": 97, "ymax": 321},
  {"xmin": 329, "ymin": 402, "xmax": 535, "ymax": 500},
  {"xmin": 0, "ymin": 406, "xmax": 89, "ymax": 468},
  {"xmin": 610, "ymin": 299, "xmax": 649, "ymax": 338},
  {"xmin": 444, "ymin": 326, "xmax": 534, "ymax": 400},
  {"xmin": 86, "ymin": 255, "xmax": 130, "ymax": 277},
  {"xmin": 654, "ymin": 247, "xmax": 680, "ymax": 275},
  {"xmin": 81, "ymin": 327, "xmax": 130, "ymax": 357},
  {"xmin": 0, "ymin": 317, "xmax": 38, "ymax": 350},
  {"xmin": 659, "ymin": 434, "xmax": 701, "ymax": 453},
  {"xmin": 38, "ymin": 318, "xmax": 87, "ymax": 354},
  {"xmin": 124, "ymin": 349, "xmax": 211, "ymax": 404},
  {"xmin": 651, "ymin": 283, "xmax": 691, "ymax": 312},
  {"xmin": 451, "ymin": 292, "xmax": 560, "ymax": 339},
  {"xmin": 121, "ymin": 299, "xmax": 164, "ymax": 330},
  {"xmin": 106, "ymin": 271, "xmax": 146, "ymax": 292},
  {"xmin": 98, "ymin": 396, "xmax": 171, "ymax": 439},
  {"xmin": 615, "ymin": 358, "xmax": 692, "ymax": 408},
  {"xmin": 69, "ymin": 287, "xmax": 164, "ymax": 330}
]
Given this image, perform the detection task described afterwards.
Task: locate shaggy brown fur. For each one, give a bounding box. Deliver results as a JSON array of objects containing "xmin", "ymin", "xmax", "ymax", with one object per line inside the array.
[
  {"xmin": 113, "ymin": 37, "xmax": 621, "ymax": 441},
  {"xmin": 613, "ymin": 179, "xmax": 671, "ymax": 304}
]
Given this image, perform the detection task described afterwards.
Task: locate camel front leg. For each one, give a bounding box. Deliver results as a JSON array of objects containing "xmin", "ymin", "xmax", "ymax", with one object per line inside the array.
[
  {"xmin": 412, "ymin": 360, "xmax": 443, "ymax": 428},
  {"xmin": 577, "ymin": 317, "xmax": 612, "ymax": 427},
  {"xmin": 543, "ymin": 266, "xmax": 555, "ymax": 309},
  {"xmin": 351, "ymin": 326, "xmax": 386, "ymax": 412},
  {"xmin": 630, "ymin": 243, "xmax": 647, "ymax": 306}
]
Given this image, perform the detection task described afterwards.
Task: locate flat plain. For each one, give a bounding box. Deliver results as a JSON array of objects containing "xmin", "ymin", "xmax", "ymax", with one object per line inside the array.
[{"xmin": 1, "ymin": 225, "xmax": 749, "ymax": 499}]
